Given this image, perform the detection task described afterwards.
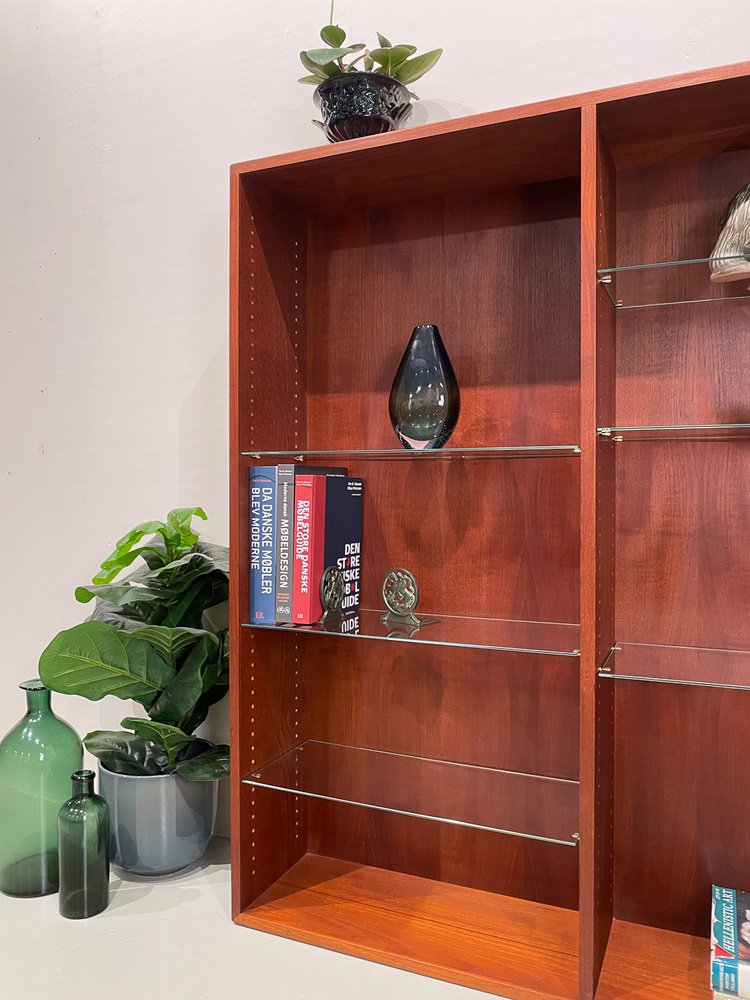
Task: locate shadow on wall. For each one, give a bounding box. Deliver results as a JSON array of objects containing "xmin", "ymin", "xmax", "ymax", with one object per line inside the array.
[{"xmin": 410, "ymin": 99, "xmax": 476, "ymax": 126}]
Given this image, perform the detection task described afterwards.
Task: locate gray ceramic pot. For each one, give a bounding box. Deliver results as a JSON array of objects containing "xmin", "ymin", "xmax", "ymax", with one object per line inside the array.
[{"xmin": 98, "ymin": 764, "xmax": 218, "ymax": 876}]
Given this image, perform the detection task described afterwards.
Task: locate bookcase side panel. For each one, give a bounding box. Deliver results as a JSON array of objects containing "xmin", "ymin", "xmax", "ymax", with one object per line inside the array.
[
  {"xmin": 579, "ymin": 104, "xmax": 617, "ymax": 1000},
  {"xmin": 239, "ymin": 176, "xmax": 308, "ymax": 453},
  {"xmin": 230, "ymin": 173, "xmax": 309, "ymax": 913}
]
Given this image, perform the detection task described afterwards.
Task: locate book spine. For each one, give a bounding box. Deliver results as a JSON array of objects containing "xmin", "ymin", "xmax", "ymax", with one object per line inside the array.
[
  {"xmin": 711, "ymin": 956, "xmax": 750, "ymax": 997},
  {"xmin": 249, "ymin": 466, "xmax": 276, "ymax": 623},
  {"xmin": 292, "ymin": 475, "xmax": 326, "ymax": 624},
  {"xmin": 713, "ymin": 886, "xmax": 739, "ymax": 956},
  {"xmin": 275, "ymin": 464, "xmax": 295, "ymax": 622}
]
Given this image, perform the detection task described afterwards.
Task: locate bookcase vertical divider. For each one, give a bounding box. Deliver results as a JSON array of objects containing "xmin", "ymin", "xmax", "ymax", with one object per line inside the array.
[{"xmin": 579, "ymin": 104, "xmax": 617, "ymax": 999}]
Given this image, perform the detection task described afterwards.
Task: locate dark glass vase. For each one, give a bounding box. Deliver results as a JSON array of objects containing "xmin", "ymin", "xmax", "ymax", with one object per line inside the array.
[
  {"xmin": 0, "ymin": 679, "xmax": 82, "ymax": 897},
  {"xmin": 389, "ymin": 325, "xmax": 461, "ymax": 449},
  {"xmin": 58, "ymin": 770, "xmax": 110, "ymax": 919}
]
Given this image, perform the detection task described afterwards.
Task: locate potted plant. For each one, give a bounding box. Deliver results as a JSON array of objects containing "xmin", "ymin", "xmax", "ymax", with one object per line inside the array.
[
  {"xmin": 300, "ymin": 3, "xmax": 442, "ymax": 142},
  {"xmin": 39, "ymin": 507, "xmax": 230, "ymax": 876}
]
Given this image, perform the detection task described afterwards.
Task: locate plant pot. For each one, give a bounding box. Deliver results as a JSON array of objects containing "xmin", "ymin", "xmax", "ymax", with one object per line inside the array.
[
  {"xmin": 313, "ymin": 72, "xmax": 412, "ymax": 143},
  {"xmin": 98, "ymin": 764, "xmax": 218, "ymax": 876}
]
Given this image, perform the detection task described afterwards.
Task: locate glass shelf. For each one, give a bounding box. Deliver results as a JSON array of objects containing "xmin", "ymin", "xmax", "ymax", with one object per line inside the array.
[
  {"xmin": 242, "ymin": 609, "xmax": 580, "ymax": 657},
  {"xmin": 240, "ymin": 445, "xmax": 580, "ymax": 461},
  {"xmin": 597, "ymin": 254, "xmax": 750, "ymax": 309},
  {"xmin": 597, "ymin": 423, "xmax": 750, "ymax": 442},
  {"xmin": 243, "ymin": 740, "xmax": 580, "ymax": 846},
  {"xmin": 599, "ymin": 642, "xmax": 750, "ymax": 691}
]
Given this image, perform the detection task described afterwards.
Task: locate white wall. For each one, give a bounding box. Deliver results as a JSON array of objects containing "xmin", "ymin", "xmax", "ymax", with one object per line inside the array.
[{"xmin": 2, "ymin": 0, "xmax": 749, "ymax": 799}]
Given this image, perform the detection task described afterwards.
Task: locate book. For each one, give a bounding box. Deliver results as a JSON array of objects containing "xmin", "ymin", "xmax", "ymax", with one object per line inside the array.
[
  {"xmin": 249, "ymin": 466, "xmax": 276, "ymax": 624},
  {"xmin": 712, "ymin": 885, "xmax": 750, "ymax": 996},
  {"xmin": 291, "ymin": 472, "xmax": 327, "ymax": 624},
  {"xmin": 275, "ymin": 465, "xmax": 347, "ymax": 622},
  {"xmin": 274, "ymin": 464, "xmax": 296, "ymax": 622},
  {"xmin": 323, "ymin": 476, "xmax": 364, "ymax": 628}
]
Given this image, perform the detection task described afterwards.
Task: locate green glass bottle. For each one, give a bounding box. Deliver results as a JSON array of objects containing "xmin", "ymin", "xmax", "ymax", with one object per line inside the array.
[
  {"xmin": 58, "ymin": 769, "xmax": 110, "ymax": 919},
  {"xmin": 0, "ymin": 679, "xmax": 82, "ymax": 896}
]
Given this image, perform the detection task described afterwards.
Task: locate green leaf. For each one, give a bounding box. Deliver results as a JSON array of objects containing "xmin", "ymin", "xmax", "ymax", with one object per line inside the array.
[
  {"xmin": 91, "ymin": 520, "xmax": 179, "ymax": 584},
  {"xmin": 299, "ymin": 75, "xmax": 323, "ymax": 85},
  {"xmin": 166, "ymin": 507, "xmax": 207, "ymax": 551},
  {"xmin": 39, "ymin": 621, "xmax": 176, "ymax": 708},
  {"xmin": 305, "ymin": 46, "xmax": 359, "ymax": 65},
  {"xmin": 131, "ymin": 625, "xmax": 209, "ymax": 666},
  {"xmin": 147, "ymin": 634, "xmax": 221, "ymax": 731},
  {"xmin": 299, "ymin": 52, "xmax": 333, "ymax": 82},
  {"xmin": 74, "ymin": 583, "xmax": 166, "ymax": 607},
  {"xmin": 162, "ymin": 575, "xmax": 227, "ymax": 629},
  {"xmin": 144, "ymin": 550, "xmax": 222, "ymax": 591},
  {"xmin": 364, "ymin": 55, "xmax": 374, "ymax": 71},
  {"xmin": 90, "ymin": 509, "xmax": 206, "ymax": 585},
  {"xmin": 121, "ymin": 717, "xmax": 193, "ymax": 766},
  {"xmin": 369, "ymin": 45, "xmax": 413, "ymax": 74},
  {"xmin": 87, "ymin": 601, "xmax": 144, "ymax": 631},
  {"xmin": 84, "ymin": 730, "xmax": 169, "ymax": 775},
  {"xmin": 320, "ymin": 23, "xmax": 345, "ymax": 46},
  {"xmin": 376, "ymin": 32, "xmax": 392, "ymax": 47},
  {"xmin": 173, "ymin": 745, "xmax": 230, "ymax": 781},
  {"xmin": 391, "ymin": 48, "xmax": 443, "ymax": 85}
]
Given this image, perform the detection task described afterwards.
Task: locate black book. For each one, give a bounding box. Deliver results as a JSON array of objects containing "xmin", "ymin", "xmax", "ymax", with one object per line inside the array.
[{"xmin": 323, "ymin": 476, "xmax": 364, "ymax": 625}]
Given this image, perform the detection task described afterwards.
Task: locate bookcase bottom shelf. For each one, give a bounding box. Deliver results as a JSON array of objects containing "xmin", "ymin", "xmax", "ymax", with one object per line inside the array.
[
  {"xmin": 236, "ymin": 853, "xmax": 579, "ymax": 999},
  {"xmin": 597, "ymin": 920, "xmax": 708, "ymax": 1000},
  {"xmin": 235, "ymin": 854, "xmax": 711, "ymax": 999}
]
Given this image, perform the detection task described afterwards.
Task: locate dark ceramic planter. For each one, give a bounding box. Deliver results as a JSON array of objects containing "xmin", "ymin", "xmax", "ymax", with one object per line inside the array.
[{"xmin": 313, "ymin": 72, "xmax": 412, "ymax": 143}]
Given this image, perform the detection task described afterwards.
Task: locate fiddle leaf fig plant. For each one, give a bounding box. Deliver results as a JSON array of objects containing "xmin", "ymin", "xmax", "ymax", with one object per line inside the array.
[
  {"xmin": 39, "ymin": 508, "xmax": 230, "ymax": 781},
  {"xmin": 299, "ymin": 2, "xmax": 442, "ymax": 89}
]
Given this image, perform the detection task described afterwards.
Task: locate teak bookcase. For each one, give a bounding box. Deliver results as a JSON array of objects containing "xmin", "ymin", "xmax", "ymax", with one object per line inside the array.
[{"xmin": 229, "ymin": 62, "xmax": 750, "ymax": 999}]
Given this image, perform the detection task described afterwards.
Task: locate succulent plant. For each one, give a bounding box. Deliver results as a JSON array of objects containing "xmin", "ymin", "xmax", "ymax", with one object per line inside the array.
[{"xmin": 299, "ymin": 2, "xmax": 442, "ymax": 91}]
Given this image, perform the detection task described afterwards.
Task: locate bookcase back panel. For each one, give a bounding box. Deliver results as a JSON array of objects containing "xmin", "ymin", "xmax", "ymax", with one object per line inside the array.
[
  {"xmin": 613, "ymin": 681, "xmax": 750, "ymax": 935},
  {"xmin": 615, "ymin": 442, "xmax": 750, "ymax": 649},
  {"xmin": 615, "ymin": 150, "xmax": 750, "ymax": 427},
  {"xmin": 304, "ymin": 179, "xmax": 580, "ymax": 451},
  {"xmin": 350, "ymin": 455, "xmax": 580, "ymax": 623},
  {"xmin": 306, "ymin": 800, "xmax": 579, "ymax": 911},
  {"xmin": 301, "ymin": 640, "xmax": 579, "ymax": 779}
]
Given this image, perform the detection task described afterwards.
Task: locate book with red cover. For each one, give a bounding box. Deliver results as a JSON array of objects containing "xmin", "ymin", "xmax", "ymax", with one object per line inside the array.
[{"xmin": 292, "ymin": 473, "xmax": 327, "ymax": 624}]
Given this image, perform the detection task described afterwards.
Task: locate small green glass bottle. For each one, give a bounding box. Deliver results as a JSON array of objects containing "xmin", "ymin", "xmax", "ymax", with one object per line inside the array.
[
  {"xmin": 0, "ymin": 679, "xmax": 82, "ymax": 896},
  {"xmin": 58, "ymin": 770, "xmax": 110, "ymax": 919}
]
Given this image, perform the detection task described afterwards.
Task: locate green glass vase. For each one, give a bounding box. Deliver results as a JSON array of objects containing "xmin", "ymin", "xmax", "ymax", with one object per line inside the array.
[
  {"xmin": 0, "ymin": 679, "xmax": 82, "ymax": 897},
  {"xmin": 58, "ymin": 770, "xmax": 110, "ymax": 918}
]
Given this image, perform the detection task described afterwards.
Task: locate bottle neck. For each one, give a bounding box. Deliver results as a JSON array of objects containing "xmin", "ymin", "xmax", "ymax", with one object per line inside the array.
[
  {"xmin": 21, "ymin": 680, "xmax": 51, "ymax": 717},
  {"xmin": 71, "ymin": 770, "xmax": 95, "ymax": 798}
]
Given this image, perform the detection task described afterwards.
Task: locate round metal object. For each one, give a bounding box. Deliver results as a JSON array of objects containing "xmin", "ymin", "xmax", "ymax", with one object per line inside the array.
[{"xmin": 381, "ymin": 568, "xmax": 419, "ymax": 616}]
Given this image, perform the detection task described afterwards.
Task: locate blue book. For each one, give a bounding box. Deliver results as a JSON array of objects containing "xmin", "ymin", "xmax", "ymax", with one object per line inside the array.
[
  {"xmin": 711, "ymin": 885, "xmax": 750, "ymax": 997},
  {"xmin": 249, "ymin": 466, "xmax": 276, "ymax": 624}
]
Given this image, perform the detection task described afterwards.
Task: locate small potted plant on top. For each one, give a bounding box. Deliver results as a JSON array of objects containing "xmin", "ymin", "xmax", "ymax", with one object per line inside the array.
[
  {"xmin": 39, "ymin": 507, "xmax": 229, "ymax": 876},
  {"xmin": 300, "ymin": 3, "xmax": 443, "ymax": 142}
]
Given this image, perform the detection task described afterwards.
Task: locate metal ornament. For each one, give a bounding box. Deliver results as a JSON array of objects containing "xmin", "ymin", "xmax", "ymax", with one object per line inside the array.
[
  {"xmin": 319, "ymin": 566, "xmax": 345, "ymax": 626},
  {"xmin": 380, "ymin": 568, "xmax": 438, "ymax": 629}
]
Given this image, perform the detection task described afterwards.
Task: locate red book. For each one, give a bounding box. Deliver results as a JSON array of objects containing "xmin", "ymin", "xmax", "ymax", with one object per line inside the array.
[{"xmin": 292, "ymin": 473, "xmax": 327, "ymax": 624}]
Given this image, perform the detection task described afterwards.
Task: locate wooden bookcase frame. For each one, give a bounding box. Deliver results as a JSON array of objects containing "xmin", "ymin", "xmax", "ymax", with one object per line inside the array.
[{"xmin": 230, "ymin": 62, "xmax": 750, "ymax": 998}]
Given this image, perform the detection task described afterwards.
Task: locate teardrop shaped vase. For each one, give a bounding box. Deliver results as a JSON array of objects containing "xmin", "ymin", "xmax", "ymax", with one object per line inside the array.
[{"xmin": 389, "ymin": 325, "xmax": 460, "ymax": 450}]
